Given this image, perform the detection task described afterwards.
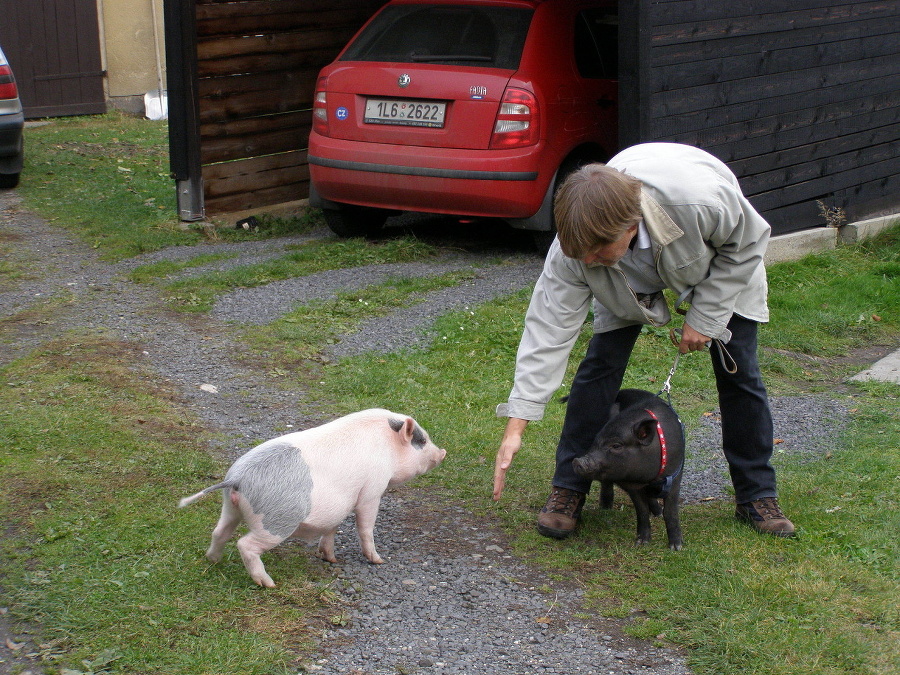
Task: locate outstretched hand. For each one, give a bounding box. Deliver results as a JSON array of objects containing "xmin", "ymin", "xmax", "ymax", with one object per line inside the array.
[{"xmin": 493, "ymin": 418, "xmax": 529, "ymax": 500}]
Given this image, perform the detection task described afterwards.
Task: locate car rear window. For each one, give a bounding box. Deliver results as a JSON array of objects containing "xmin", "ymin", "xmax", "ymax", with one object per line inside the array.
[{"xmin": 340, "ymin": 4, "xmax": 533, "ymax": 70}]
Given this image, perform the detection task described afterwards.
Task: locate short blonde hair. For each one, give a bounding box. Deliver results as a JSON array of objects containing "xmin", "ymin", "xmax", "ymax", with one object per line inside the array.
[{"xmin": 554, "ymin": 164, "xmax": 642, "ymax": 259}]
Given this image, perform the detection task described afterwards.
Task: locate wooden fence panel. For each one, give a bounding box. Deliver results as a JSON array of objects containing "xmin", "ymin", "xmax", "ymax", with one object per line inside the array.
[
  {"xmin": 202, "ymin": 150, "xmax": 310, "ymax": 214},
  {"xmin": 198, "ymin": 73, "xmax": 319, "ymax": 124},
  {"xmin": 194, "ymin": 0, "xmax": 385, "ymax": 216}
]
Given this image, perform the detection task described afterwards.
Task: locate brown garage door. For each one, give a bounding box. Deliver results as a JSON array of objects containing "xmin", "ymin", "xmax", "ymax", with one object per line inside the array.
[{"xmin": 0, "ymin": 0, "xmax": 106, "ymax": 118}]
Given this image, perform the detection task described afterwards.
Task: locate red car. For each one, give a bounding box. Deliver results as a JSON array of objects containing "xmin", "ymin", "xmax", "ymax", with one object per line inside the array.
[{"xmin": 308, "ymin": 0, "xmax": 618, "ymax": 246}]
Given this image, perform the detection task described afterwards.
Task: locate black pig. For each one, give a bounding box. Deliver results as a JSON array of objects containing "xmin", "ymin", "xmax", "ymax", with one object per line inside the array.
[{"xmin": 572, "ymin": 389, "xmax": 684, "ymax": 550}]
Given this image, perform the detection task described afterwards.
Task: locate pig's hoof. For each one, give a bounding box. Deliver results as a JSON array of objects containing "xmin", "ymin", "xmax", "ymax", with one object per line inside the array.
[
  {"xmin": 634, "ymin": 537, "xmax": 651, "ymax": 546},
  {"xmin": 366, "ymin": 554, "xmax": 385, "ymax": 564},
  {"xmin": 254, "ymin": 576, "xmax": 276, "ymax": 588},
  {"xmin": 315, "ymin": 551, "xmax": 339, "ymax": 564},
  {"xmin": 668, "ymin": 542, "xmax": 683, "ymax": 551},
  {"xmin": 205, "ymin": 551, "xmax": 222, "ymax": 563}
]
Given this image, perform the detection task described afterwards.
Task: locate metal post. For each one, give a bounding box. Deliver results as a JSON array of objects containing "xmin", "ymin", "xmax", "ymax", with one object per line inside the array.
[
  {"xmin": 617, "ymin": 0, "xmax": 652, "ymax": 147},
  {"xmin": 163, "ymin": 0, "xmax": 204, "ymax": 221}
]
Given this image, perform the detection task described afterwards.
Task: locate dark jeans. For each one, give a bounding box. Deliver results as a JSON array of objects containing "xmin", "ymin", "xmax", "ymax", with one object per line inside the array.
[{"xmin": 553, "ymin": 315, "xmax": 777, "ymax": 503}]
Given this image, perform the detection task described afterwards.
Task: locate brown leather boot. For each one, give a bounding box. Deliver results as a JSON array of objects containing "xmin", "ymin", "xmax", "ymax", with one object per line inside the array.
[
  {"xmin": 735, "ymin": 497, "xmax": 796, "ymax": 537},
  {"xmin": 536, "ymin": 486, "xmax": 586, "ymax": 539}
]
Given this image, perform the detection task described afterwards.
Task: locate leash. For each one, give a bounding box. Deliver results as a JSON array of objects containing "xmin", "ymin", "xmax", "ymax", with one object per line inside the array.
[
  {"xmin": 665, "ymin": 287, "xmax": 738, "ymax": 383},
  {"xmin": 668, "ymin": 326, "xmax": 737, "ymax": 375},
  {"xmin": 650, "ymin": 305, "xmax": 737, "ymax": 498},
  {"xmin": 651, "ymin": 358, "xmax": 682, "ymax": 491},
  {"xmin": 660, "ymin": 327, "xmax": 737, "ymax": 403},
  {"xmin": 657, "ymin": 346, "xmax": 680, "ymax": 403}
]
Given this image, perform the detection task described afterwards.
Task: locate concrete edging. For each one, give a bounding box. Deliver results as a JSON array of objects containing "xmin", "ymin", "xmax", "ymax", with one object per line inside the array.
[{"xmin": 765, "ymin": 212, "xmax": 900, "ymax": 265}]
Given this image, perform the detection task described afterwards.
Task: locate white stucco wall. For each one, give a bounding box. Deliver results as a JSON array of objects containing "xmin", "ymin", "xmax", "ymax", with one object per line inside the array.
[{"xmin": 97, "ymin": 0, "xmax": 166, "ymax": 112}]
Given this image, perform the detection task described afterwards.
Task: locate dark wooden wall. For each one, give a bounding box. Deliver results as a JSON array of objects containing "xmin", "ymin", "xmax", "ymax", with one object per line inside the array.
[
  {"xmin": 188, "ymin": 0, "xmax": 385, "ymax": 215},
  {"xmin": 0, "ymin": 0, "xmax": 106, "ymax": 118},
  {"xmin": 620, "ymin": 0, "xmax": 900, "ymax": 234}
]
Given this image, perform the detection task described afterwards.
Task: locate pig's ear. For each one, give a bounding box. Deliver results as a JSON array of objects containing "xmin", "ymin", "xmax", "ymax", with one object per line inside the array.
[
  {"xmin": 608, "ymin": 402, "xmax": 621, "ymax": 418},
  {"xmin": 634, "ymin": 419, "xmax": 657, "ymax": 445},
  {"xmin": 389, "ymin": 416, "xmax": 416, "ymax": 443}
]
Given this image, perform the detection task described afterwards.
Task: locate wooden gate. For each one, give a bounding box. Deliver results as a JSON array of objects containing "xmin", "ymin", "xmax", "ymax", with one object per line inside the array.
[{"xmin": 0, "ymin": 0, "xmax": 106, "ymax": 118}]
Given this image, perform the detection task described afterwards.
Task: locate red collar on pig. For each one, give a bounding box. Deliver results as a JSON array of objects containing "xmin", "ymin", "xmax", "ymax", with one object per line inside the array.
[{"xmin": 645, "ymin": 408, "xmax": 668, "ymax": 479}]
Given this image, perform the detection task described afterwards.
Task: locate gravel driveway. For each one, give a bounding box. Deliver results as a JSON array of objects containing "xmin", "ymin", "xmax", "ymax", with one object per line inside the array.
[{"xmin": 0, "ymin": 191, "xmax": 851, "ymax": 674}]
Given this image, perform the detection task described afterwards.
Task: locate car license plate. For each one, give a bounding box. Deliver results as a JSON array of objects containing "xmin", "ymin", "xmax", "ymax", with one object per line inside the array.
[{"xmin": 364, "ymin": 98, "xmax": 446, "ymax": 128}]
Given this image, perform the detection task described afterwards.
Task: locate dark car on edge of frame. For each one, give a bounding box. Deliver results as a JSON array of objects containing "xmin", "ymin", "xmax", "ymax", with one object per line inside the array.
[
  {"xmin": 308, "ymin": 0, "xmax": 619, "ymax": 248},
  {"xmin": 0, "ymin": 44, "xmax": 24, "ymax": 189}
]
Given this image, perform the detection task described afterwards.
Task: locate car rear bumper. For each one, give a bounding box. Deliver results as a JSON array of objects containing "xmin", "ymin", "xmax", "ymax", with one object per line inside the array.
[
  {"xmin": 0, "ymin": 111, "xmax": 23, "ymax": 149},
  {"xmin": 0, "ymin": 112, "xmax": 23, "ymax": 173},
  {"xmin": 308, "ymin": 133, "xmax": 553, "ymax": 218}
]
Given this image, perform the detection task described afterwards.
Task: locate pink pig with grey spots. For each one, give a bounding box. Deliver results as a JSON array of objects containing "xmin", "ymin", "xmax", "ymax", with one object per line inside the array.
[{"xmin": 179, "ymin": 408, "xmax": 446, "ymax": 587}]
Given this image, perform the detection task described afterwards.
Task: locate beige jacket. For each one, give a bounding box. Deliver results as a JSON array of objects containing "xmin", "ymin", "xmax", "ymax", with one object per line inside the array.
[{"xmin": 499, "ymin": 143, "xmax": 770, "ymax": 421}]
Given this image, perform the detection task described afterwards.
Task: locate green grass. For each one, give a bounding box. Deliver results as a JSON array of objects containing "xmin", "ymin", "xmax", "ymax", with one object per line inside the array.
[
  {"xmin": 4, "ymin": 112, "xmax": 900, "ymax": 674},
  {"xmin": 125, "ymin": 252, "xmax": 239, "ymax": 283},
  {"xmin": 309, "ymin": 225, "xmax": 900, "ymax": 675},
  {"xmin": 0, "ymin": 227, "xmax": 42, "ymax": 289},
  {"xmin": 766, "ymin": 229, "xmax": 899, "ymax": 357},
  {"xmin": 0, "ymin": 336, "xmax": 337, "ymax": 674},
  {"xmin": 243, "ymin": 268, "xmax": 478, "ymax": 368},
  {"xmin": 17, "ymin": 111, "xmax": 321, "ymax": 260},
  {"xmin": 157, "ymin": 236, "xmax": 440, "ymax": 312},
  {"xmin": 20, "ymin": 112, "xmax": 194, "ymax": 258}
]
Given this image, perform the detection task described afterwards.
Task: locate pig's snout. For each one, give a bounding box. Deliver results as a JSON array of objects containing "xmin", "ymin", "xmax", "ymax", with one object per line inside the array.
[
  {"xmin": 573, "ymin": 453, "xmax": 605, "ymax": 478},
  {"xmin": 431, "ymin": 446, "xmax": 447, "ymax": 468}
]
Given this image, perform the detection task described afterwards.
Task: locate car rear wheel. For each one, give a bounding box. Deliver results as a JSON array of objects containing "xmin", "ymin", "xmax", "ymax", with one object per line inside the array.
[
  {"xmin": 0, "ymin": 173, "xmax": 19, "ymax": 189},
  {"xmin": 525, "ymin": 153, "xmax": 605, "ymax": 255},
  {"xmin": 532, "ymin": 229, "xmax": 556, "ymax": 256},
  {"xmin": 322, "ymin": 204, "xmax": 390, "ymax": 238}
]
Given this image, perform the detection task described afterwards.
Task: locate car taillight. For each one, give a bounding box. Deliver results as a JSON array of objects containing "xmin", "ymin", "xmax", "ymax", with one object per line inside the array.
[
  {"xmin": 0, "ymin": 65, "xmax": 18, "ymax": 100},
  {"xmin": 312, "ymin": 76, "xmax": 329, "ymax": 136},
  {"xmin": 490, "ymin": 87, "xmax": 538, "ymax": 149}
]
